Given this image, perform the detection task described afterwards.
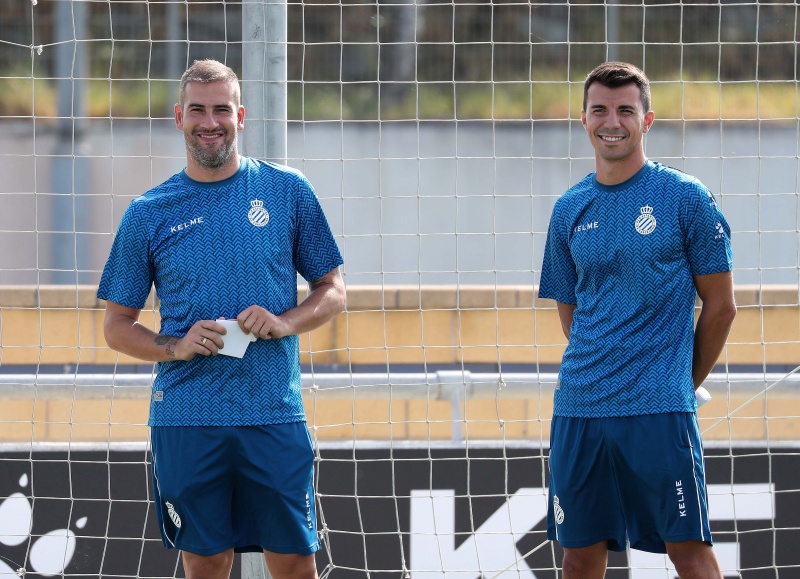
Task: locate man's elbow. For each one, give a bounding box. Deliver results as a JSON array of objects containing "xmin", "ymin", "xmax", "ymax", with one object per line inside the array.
[
  {"xmin": 103, "ymin": 317, "xmax": 129, "ymax": 354},
  {"xmin": 333, "ymin": 284, "xmax": 347, "ymax": 316},
  {"xmin": 103, "ymin": 323, "xmax": 122, "ymax": 353},
  {"xmin": 724, "ymin": 301, "xmax": 737, "ymax": 325},
  {"xmin": 715, "ymin": 299, "xmax": 737, "ymax": 331}
]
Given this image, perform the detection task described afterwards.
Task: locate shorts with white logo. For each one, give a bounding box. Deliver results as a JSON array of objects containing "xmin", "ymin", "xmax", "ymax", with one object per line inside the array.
[
  {"xmin": 150, "ymin": 423, "xmax": 318, "ymax": 556},
  {"xmin": 546, "ymin": 412, "xmax": 712, "ymax": 554}
]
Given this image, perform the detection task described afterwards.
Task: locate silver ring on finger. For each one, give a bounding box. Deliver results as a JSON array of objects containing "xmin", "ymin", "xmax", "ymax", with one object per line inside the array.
[{"xmin": 200, "ymin": 337, "xmax": 207, "ymax": 346}]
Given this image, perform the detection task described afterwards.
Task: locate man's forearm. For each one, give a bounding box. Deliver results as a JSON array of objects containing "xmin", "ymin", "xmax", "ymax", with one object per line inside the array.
[
  {"xmin": 105, "ymin": 316, "xmax": 181, "ymax": 362},
  {"xmin": 692, "ymin": 302, "xmax": 737, "ymax": 387},
  {"xmin": 556, "ymin": 302, "xmax": 576, "ymax": 340},
  {"xmin": 279, "ymin": 279, "xmax": 346, "ymax": 336}
]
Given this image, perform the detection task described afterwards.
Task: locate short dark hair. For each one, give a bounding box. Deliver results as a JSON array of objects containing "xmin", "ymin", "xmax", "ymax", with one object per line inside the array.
[
  {"xmin": 179, "ymin": 59, "xmax": 241, "ymax": 105},
  {"xmin": 583, "ymin": 61, "xmax": 651, "ymax": 113}
]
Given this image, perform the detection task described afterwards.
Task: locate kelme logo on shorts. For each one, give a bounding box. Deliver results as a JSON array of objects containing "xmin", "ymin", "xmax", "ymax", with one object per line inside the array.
[
  {"xmin": 165, "ymin": 501, "xmax": 182, "ymax": 528},
  {"xmin": 553, "ymin": 495, "xmax": 565, "ymax": 524}
]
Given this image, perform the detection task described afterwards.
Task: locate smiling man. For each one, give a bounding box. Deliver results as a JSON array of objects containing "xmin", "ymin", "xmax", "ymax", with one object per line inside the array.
[
  {"xmin": 539, "ymin": 62, "xmax": 736, "ymax": 578},
  {"xmin": 97, "ymin": 60, "xmax": 345, "ymax": 579}
]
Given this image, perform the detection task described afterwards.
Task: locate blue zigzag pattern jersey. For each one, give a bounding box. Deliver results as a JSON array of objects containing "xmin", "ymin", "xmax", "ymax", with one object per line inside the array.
[
  {"xmin": 97, "ymin": 157, "xmax": 344, "ymax": 426},
  {"xmin": 539, "ymin": 161, "xmax": 733, "ymax": 418}
]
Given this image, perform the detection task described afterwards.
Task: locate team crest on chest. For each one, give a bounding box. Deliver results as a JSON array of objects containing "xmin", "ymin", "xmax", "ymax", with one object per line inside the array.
[
  {"xmin": 247, "ymin": 199, "xmax": 270, "ymax": 227},
  {"xmin": 634, "ymin": 205, "xmax": 656, "ymax": 235}
]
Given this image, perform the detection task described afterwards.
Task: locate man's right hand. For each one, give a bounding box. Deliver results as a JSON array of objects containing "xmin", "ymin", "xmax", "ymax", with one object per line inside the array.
[
  {"xmin": 171, "ymin": 319, "xmax": 228, "ymax": 360},
  {"xmin": 103, "ymin": 301, "xmax": 229, "ymax": 363}
]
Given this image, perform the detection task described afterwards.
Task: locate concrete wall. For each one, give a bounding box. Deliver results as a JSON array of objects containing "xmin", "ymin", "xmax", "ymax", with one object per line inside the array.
[
  {"xmin": 2, "ymin": 121, "xmax": 798, "ymax": 286},
  {"xmin": 0, "ymin": 285, "xmax": 798, "ymax": 442}
]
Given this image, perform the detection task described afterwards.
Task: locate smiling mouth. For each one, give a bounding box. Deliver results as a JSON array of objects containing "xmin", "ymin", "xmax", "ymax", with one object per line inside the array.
[
  {"xmin": 195, "ymin": 131, "xmax": 225, "ymax": 141},
  {"xmin": 598, "ymin": 135, "xmax": 625, "ymax": 142}
]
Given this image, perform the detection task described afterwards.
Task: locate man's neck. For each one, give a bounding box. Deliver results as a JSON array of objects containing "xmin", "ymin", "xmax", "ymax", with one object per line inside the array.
[
  {"xmin": 185, "ymin": 154, "xmax": 242, "ymax": 183},
  {"xmin": 595, "ymin": 154, "xmax": 647, "ymax": 186}
]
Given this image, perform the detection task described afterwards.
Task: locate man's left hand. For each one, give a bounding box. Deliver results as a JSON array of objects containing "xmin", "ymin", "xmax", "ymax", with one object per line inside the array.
[{"xmin": 237, "ymin": 305, "xmax": 291, "ymax": 340}]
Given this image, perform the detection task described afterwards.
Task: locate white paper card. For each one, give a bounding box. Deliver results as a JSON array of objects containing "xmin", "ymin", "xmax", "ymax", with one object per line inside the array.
[
  {"xmin": 216, "ymin": 319, "xmax": 257, "ymax": 358},
  {"xmin": 695, "ymin": 386, "xmax": 712, "ymax": 407}
]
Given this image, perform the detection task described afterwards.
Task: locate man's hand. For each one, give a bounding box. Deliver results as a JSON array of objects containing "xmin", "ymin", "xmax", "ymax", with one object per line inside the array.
[
  {"xmin": 103, "ymin": 301, "xmax": 229, "ymax": 362},
  {"xmin": 237, "ymin": 306, "xmax": 291, "ymax": 340},
  {"xmin": 234, "ymin": 267, "xmax": 345, "ymax": 342},
  {"xmin": 170, "ymin": 319, "xmax": 229, "ymax": 360}
]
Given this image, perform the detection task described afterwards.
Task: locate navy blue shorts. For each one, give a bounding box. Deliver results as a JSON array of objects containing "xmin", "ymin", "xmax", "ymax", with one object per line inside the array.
[
  {"xmin": 547, "ymin": 412, "xmax": 712, "ymax": 554},
  {"xmin": 150, "ymin": 423, "xmax": 318, "ymax": 556}
]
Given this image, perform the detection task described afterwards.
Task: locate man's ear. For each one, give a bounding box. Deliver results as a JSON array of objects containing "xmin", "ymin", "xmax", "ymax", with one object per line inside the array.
[
  {"xmin": 174, "ymin": 103, "xmax": 183, "ymax": 130},
  {"xmin": 643, "ymin": 110, "xmax": 655, "ymax": 133},
  {"xmin": 237, "ymin": 105, "xmax": 245, "ymax": 131}
]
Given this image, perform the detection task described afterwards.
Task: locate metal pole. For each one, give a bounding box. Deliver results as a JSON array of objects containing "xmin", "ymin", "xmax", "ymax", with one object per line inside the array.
[
  {"xmin": 241, "ymin": 3, "xmax": 288, "ymax": 573},
  {"xmin": 380, "ymin": 0, "xmax": 418, "ymax": 104},
  {"xmin": 607, "ymin": 0, "xmax": 620, "ymax": 62},
  {"xmin": 242, "ymin": 0, "xmax": 287, "ymax": 164},
  {"xmin": 8, "ymin": 370, "xmax": 786, "ymax": 392},
  {"xmin": 166, "ymin": 1, "xmax": 184, "ymax": 82},
  {"xmin": 50, "ymin": 0, "xmax": 88, "ymax": 284},
  {"xmin": 434, "ymin": 371, "xmax": 470, "ymax": 442}
]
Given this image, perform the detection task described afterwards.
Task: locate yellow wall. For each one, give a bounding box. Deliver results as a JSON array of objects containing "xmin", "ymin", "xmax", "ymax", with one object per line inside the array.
[{"xmin": 0, "ymin": 285, "xmax": 798, "ymax": 442}]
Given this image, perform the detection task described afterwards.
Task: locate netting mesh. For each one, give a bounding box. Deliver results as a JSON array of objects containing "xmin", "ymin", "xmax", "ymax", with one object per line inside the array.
[{"xmin": 0, "ymin": 1, "xmax": 798, "ymax": 577}]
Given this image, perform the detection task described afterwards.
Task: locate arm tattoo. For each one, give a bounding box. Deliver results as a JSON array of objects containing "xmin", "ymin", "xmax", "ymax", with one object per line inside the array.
[{"xmin": 154, "ymin": 335, "xmax": 179, "ymax": 358}]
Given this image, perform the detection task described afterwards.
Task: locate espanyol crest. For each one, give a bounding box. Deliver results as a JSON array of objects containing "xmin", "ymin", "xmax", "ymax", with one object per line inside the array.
[
  {"xmin": 553, "ymin": 495, "xmax": 565, "ymax": 524},
  {"xmin": 634, "ymin": 205, "xmax": 656, "ymax": 235},
  {"xmin": 165, "ymin": 501, "xmax": 181, "ymax": 528},
  {"xmin": 247, "ymin": 199, "xmax": 270, "ymax": 227}
]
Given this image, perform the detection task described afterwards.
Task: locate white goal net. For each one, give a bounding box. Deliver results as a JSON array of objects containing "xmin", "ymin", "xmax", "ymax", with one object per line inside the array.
[{"xmin": 0, "ymin": 1, "xmax": 799, "ymax": 578}]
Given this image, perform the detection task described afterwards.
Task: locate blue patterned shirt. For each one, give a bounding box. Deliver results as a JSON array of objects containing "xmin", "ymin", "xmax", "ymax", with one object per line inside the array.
[
  {"xmin": 97, "ymin": 157, "xmax": 344, "ymax": 426},
  {"xmin": 539, "ymin": 161, "xmax": 733, "ymax": 418}
]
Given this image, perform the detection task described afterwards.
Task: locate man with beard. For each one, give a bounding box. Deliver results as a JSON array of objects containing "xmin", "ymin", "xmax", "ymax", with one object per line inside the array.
[{"xmin": 97, "ymin": 60, "xmax": 345, "ymax": 579}]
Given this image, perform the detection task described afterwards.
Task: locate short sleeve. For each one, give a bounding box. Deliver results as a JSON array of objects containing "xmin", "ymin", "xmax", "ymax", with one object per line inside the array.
[
  {"xmin": 293, "ymin": 178, "xmax": 344, "ymax": 282},
  {"xmin": 96, "ymin": 200, "xmax": 154, "ymax": 309},
  {"xmin": 683, "ymin": 184, "xmax": 734, "ymax": 276},
  {"xmin": 539, "ymin": 201, "xmax": 578, "ymax": 305}
]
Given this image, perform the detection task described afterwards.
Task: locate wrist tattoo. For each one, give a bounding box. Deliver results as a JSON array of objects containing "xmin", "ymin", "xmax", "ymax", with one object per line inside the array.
[{"xmin": 154, "ymin": 335, "xmax": 178, "ymax": 358}]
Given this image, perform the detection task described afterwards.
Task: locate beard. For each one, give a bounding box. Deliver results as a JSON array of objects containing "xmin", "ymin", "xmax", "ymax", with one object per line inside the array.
[{"xmin": 185, "ymin": 128, "xmax": 237, "ymax": 169}]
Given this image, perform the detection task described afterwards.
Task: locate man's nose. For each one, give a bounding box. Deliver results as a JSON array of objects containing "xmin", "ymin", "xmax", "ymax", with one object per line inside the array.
[
  {"xmin": 199, "ymin": 111, "xmax": 217, "ymax": 128},
  {"xmin": 605, "ymin": 111, "xmax": 621, "ymax": 127}
]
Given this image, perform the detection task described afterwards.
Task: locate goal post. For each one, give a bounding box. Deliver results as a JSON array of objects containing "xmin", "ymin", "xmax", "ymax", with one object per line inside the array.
[
  {"xmin": 0, "ymin": 1, "xmax": 799, "ymax": 578},
  {"xmin": 242, "ymin": 0, "xmax": 288, "ymax": 165}
]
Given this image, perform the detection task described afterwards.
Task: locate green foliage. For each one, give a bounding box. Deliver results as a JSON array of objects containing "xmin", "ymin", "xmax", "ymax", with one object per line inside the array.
[
  {"xmin": 3, "ymin": 69, "xmax": 797, "ymax": 124},
  {"xmin": 86, "ymin": 80, "xmax": 176, "ymax": 119},
  {"xmin": 289, "ymin": 79, "xmax": 798, "ymax": 123},
  {"xmin": 0, "ymin": 72, "xmax": 176, "ymax": 119},
  {"xmin": 0, "ymin": 70, "xmax": 54, "ymax": 118}
]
